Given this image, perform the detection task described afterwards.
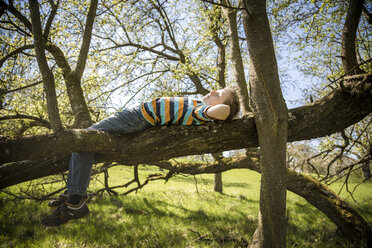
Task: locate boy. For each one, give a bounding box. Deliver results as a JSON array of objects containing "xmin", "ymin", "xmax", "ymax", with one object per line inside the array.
[{"xmin": 42, "ymin": 86, "xmax": 240, "ymax": 226}]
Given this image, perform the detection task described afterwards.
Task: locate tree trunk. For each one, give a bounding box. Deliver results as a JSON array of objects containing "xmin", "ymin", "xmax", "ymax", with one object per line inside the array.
[
  {"xmin": 243, "ymin": 0, "xmax": 288, "ymax": 247},
  {"xmin": 63, "ymin": 0, "xmax": 98, "ymax": 128},
  {"xmin": 65, "ymin": 71, "xmax": 93, "ymax": 128},
  {"xmin": 221, "ymin": 1, "xmax": 251, "ymax": 114},
  {"xmin": 361, "ymin": 163, "xmax": 371, "ymax": 180},
  {"xmin": 212, "ymin": 153, "xmax": 224, "ymax": 193},
  {"xmin": 214, "ymin": 173, "xmax": 223, "ymax": 193}
]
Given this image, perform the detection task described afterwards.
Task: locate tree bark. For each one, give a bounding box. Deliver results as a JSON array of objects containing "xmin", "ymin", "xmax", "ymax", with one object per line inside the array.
[
  {"xmin": 221, "ymin": 0, "xmax": 251, "ymax": 113},
  {"xmin": 65, "ymin": 71, "xmax": 93, "ymax": 128},
  {"xmin": 28, "ymin": 0, "xmax": 63, "ymax": 132},
  {"xmin": 243, "ymin": 0, "xmax": 288, "ymax": 247},
  {"xmin": 64, "ymin": 0, "xmax": 98, "ymax": 128},
  {"xmin": 341, "ymin": 0, "xmax": 364, "ymax": 74}
]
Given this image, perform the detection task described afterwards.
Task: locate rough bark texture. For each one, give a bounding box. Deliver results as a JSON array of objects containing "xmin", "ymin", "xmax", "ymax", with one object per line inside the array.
[
  {"xmin": 341, "ymin": 0, "xmax": 364, "ymax": 74},
  {"xmin": 0, "ymin": 74, "xmax": 371, "ymax": 186},
  {"xmin": 65, "ymin": 71, "xmax": 93, "ymax": 128},
  {"xmin": 243, "ymin": 0, "xmax": 288, "ymax": 247}
]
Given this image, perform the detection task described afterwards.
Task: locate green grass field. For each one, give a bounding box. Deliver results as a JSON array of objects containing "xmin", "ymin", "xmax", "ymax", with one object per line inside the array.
[{"xmin": 1, "ymin": 165, "xmax": 371, "ymax": 247}]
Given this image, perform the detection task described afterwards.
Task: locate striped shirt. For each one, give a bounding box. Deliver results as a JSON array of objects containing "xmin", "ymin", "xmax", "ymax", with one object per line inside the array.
[{"xmin": 140, "ymin": 97, "xmax": 213, "ymax": 126}]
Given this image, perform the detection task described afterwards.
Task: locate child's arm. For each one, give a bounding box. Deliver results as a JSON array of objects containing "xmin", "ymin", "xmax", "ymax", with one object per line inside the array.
[{"xmin": 206, "ymin": 104, "xmax": 230, "ymax": 120}]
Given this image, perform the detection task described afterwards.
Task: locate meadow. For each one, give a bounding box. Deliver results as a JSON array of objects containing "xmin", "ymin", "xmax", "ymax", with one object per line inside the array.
[{"xmin": 1, "ymin": 165, "xmax": 371, "ymax": 248}]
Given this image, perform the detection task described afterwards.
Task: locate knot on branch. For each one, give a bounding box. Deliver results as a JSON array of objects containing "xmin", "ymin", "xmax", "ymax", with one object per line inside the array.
[{"xmin": 340, "ymin": 74, "xmax": 372, "ymax": 99}]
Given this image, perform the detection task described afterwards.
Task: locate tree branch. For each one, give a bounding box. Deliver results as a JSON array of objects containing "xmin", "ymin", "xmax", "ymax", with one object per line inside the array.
[
  {"xmin": 28, "ymin": 0, "xmax": 62, "ymax": 132},
  {"xmin": 0, "ymin": 0, "xmax": 32, "ymax": 31},
  {"xmin": 1, "ymin": 73, "xmax": 371, "ymax": 164},
  {"xmin": 362, "ymin": 5, "xmax": 372, "ymax": 27},
  {"xmin": 99, "ymin": 43, "xmax": 181, "ymax": 61},
  {"xmin": 341, "ymin": 0, "xmax": 364, "ymax": 74},
  {"xmin": 45, "ymin": 43, "xmax": 72, "ymax": 76},
  {"xmin": 0, "ymin": 80, "xmax": 42, "ymax": 95},
  {"xmin": 0, "ymin": 44, "xmax": 34, "ymax": 68},
  {"xmin": 0, "ymin": 114, "xmax": 50, "ymax": 128},
  {"xmin": 200, "ymin": 0, "xmax": 244, "ymax": 11},
  {"xmin": 43, "ymin": 0, "xmax": 59, "ymax": 39},
  {"xmin": 75, "ymin": 0, "xmax": 98, "ymax": 79}
]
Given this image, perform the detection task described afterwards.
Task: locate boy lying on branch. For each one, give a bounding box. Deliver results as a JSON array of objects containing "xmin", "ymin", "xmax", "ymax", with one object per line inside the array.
[{"xmin": 42, "ymin": 86, "xmax": 240, "ymax": 226}]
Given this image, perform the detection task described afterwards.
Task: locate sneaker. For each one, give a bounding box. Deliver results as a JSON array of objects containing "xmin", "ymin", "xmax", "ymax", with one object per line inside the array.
[
  {"xmin": 47, "ymin": 193, "xmax": 89, "ymax": 208},
  {"xmin": 41, "ymin": 201, "xmax": 90, "ymax": 226}
]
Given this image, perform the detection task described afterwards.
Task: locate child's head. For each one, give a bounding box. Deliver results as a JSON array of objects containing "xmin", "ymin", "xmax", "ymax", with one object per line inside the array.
[
  {"xmin": 202, "ymin": 85, "xmax": 241, "ymax": 120},
  {"xmin": 222, "ymin": 85, "xmax": 240, "ymax": 120}
]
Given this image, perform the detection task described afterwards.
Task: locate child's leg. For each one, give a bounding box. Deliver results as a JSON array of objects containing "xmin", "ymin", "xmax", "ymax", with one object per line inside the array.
[
  {"xmin": 42, "ymin": 105, "xmax": 151, "ymax": 226},
  {"xmin": 66, "ymin": 105, "xmax": 151, "ymax": 196},
  {"xmin": 66, "ymin": 152, "xmax": 94, "ymax": 197}
]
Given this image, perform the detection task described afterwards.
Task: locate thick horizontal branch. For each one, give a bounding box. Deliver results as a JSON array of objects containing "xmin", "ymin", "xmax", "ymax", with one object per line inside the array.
[{"xmin": 0, "ymin": 73, "xmax": 371, "ymax": 164}]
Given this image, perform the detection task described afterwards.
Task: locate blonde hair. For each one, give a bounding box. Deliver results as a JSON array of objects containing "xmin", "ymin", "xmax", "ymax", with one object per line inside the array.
[{"xmin": 222, "ymin": 85, "xmax": 240, "ymax": 120}]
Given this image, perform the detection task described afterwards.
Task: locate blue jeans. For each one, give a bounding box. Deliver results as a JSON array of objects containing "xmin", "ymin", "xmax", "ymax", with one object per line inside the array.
[{"xmin": 66, "ymin": 105, "xmax": 151, "ymax": 195}]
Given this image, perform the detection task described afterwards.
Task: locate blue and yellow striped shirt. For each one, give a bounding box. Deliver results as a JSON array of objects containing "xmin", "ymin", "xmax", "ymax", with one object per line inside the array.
[{"xmin": 140, "ymin": 97, "xmax": 213, "ymax": 126}]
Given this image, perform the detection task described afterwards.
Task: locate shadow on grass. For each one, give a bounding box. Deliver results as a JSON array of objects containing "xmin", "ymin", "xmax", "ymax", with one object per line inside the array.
[{"xmin": 78, "ymin": 194, "xmax": 257, "ymax": 247}]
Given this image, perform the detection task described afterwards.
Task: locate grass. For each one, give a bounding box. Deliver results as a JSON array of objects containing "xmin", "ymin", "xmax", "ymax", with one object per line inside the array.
[{"xmin": 1, "ymin": 165, "xmax": 371, "ymax": 247}]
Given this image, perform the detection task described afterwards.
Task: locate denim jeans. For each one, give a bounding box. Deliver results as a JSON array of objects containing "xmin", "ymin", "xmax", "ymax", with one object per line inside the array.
[{"xmin": 66, "ymin": 105, "xmax": 151, "ymax": 195}]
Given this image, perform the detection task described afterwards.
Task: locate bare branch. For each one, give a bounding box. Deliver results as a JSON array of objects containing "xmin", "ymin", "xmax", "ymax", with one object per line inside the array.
[
  {"xmin": 0, "ymin": 44, "xmax": 34, "ymax": 68},
  {"xmin": 0, "ymin": 0, "xmax": 32, "ymax": 31},
  {"xmin": 200, "ymin": 0, "xmax": 244, "ymax": 11},
  {"xmin": 98, "ymin": 42, "xmax": 181, "ymax": 61},
  {"xmin": 0, "ymin": 114, "xmax": 50, "ymax": 127},
  {"xmin": 43, "ymin": 0, "xmax": 59, "ymax": 39},
  {"xmin": 0, "ymin": 80, "xmax": 42, "ymax": 95},
  {"xmin": 75, "ymin": 0, "xmax": 98, "ymax": 79},
  {"xmin": 362, "ymin": 5, "xmax": 372, "ymax": 27}
]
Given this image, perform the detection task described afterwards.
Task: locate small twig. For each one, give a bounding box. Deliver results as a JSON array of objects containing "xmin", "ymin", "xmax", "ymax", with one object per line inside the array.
[
  {"xmin": 193, "ymin": 175, "xmax": 201, "ymax": 198},
  {"xmin": 188, "ymin": 229, "xmax": 213, "ymax": 242}
]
